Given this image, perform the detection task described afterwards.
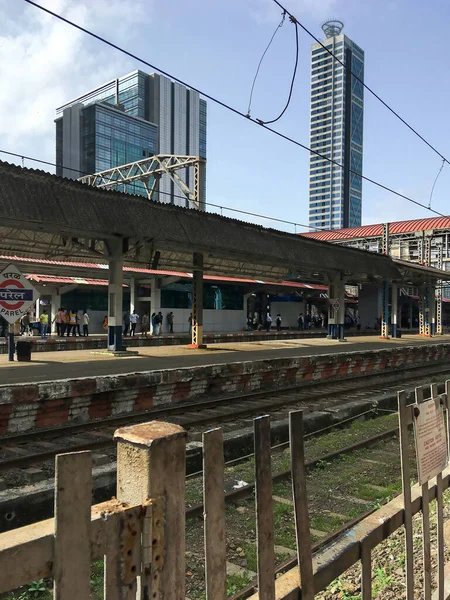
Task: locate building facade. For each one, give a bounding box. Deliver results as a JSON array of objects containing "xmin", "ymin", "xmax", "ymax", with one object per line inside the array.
[
  {"xmin": 55, "ymin": 70, "xmax": 207, "ymax": 206},
  {"xmin": 309, "ymin": 21, "xmax": 364, "ymax": 230}
]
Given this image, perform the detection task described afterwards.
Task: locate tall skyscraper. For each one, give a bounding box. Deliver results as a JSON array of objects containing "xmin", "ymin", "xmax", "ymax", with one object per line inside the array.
[
  {"xmin": 55, "ymin": 70, "xmax": 207, "ymax": 207},
  {"xmin": 308, "ymin": 21, "xmax": 364, "ymax": 230}
]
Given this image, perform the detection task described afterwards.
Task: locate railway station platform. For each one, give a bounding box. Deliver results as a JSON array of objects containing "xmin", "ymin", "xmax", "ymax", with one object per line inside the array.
[
  {"xmin": 0, "ymin": 334, "xmax": 450, "ymax": 435},
  {"xmin": 0, "ymin": 333, "xmax": 449, "ymax": 385}
]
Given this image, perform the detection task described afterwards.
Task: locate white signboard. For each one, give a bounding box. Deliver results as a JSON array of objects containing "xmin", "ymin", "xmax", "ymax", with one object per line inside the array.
[
  {"xmin": 413, "ymin": 397, "xmax": 448, "ymax": 485},
  {"xmin": 0, "ymin": 264, "xmax": 39, "ymax": 324}
]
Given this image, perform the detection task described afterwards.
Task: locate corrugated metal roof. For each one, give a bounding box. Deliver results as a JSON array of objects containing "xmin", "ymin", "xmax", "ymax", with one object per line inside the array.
[{"xmin": 301, "ymin": 216, "xmax": 450, "ymax": 242}]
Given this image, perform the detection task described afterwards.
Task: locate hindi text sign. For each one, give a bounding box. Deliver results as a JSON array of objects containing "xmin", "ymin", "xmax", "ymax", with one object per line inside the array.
[
  {"xmin": 0, "ymin": 264, "xmax": 39, "ymax": 324},
  {"xmin": 413, "ymin": 397, "xmax": 448, "ymax": 485}
]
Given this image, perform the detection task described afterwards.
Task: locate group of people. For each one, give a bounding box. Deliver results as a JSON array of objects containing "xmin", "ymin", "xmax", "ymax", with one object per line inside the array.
[
  {"xmin": 121, "ymin": 311, "xmax": 175, "ymax": 337},
  {"xmin": 53, "ymin": 308, "xmax": 90, "ymax": 338}
]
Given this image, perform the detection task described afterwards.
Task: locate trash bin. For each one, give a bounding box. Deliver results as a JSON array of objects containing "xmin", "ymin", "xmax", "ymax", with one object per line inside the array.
[{"xmin": 16, "ymin": 340, "xmax": 32, "ymax": 362}]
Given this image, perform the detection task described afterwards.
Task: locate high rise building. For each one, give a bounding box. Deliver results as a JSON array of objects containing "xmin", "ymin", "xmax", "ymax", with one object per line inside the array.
[
  {"xmin": 308, "ymin": 21, "xmax": 364, "ymax": 230},
  {"xmin": 55, "ymin": 70, "xmax": 207, "ymax": 207}
]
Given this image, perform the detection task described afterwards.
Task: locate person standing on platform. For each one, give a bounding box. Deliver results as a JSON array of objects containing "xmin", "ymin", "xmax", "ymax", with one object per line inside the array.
[
  {"xmin": 130, "ymin": 310, "xmax": 139, "ymax": 336},
  {"xmin": 82, "ymin": 310, "xmax": 89, "ymax": 336},
  {"xmin": 123, "ymin": 312, "xmax": 130, "ymax": 337},
  {"xmin": 156, "ymin": 311, "xmax": 163, "ymax": 335},
  {"xmin": 21, "ymin": 312, "xmax": 30, "ymax": 336},
  {"xmin": 297, "ymin": 313, "xmax": 304, "ymax": 330},
  {"xmin": 55, "ymin": 307, "xmax": 66, "ymax": 337},
  {"xmin": 265, "ymin": 313, "xmax": 272, "ymax": 332},
  {"xmin": 276, "ymin": 314, "xmax": 282, "ymax": 331},
  {"xmin": 167, "ymin": 311, "xmax": 174, "ymax": 333},
  {"xmin": 102, "ymin": 315, "xmax": 108, "ymax": 332},
  {"xmin": 151, "ymin": 313, "xmax": 156, "ymax": 335},
  {"xmin": 40, "ymin": 310, "xmax": 49, "ymax": 339},
  {"xmin": 74, "ymin": 311, "xmax": 81, "ymax": 336},
  {"xmin": 68, "ymin": 309, "xmax": 77, "ymax": 336}
]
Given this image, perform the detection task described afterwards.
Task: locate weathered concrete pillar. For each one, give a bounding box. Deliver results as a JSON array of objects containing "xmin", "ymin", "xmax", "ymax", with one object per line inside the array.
[
  {"xmin": 129, "ymin": 277, "xmax": 136, "ymax": 314},
  {"xmin": 51, "ymin": 290, "xmax": 61, "ymax": 335},
  {"xmin": 107, "ymin": 240, "xmax": 124, "ymax": 351},
  {"xmin": 114, "ymin": 422, "xmax": 187, "ymax": 600},
  {"xmin": 189, "ymin": 252, "xmax": 206, "ymax": 348}
]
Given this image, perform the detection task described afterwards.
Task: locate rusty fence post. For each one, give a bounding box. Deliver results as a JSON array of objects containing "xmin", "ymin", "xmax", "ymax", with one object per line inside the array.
[{"xmin": 114, "ymin": 422, "xmax": 187, "ymax": 600}]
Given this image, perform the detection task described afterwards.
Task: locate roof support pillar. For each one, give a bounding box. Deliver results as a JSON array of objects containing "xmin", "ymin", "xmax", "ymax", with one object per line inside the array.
[
  {"xmin": 327, "ymin": 275, "xmax": 346, "ymax": 342},
  {"xmin": 436, "ymin": 243, "xmax": 443, "ymax": 335},
  {"xmin": 391, "ymin": 283, "xmax": 399, "ymax": 338},
  {"xmin": 380, "ymin": 280, "xmax": 390, "ymax": 339},
  {"xmin": 107, "ymin": 240, "xmax": 124, "ymax": 351},
  {"xmin": 418, "ymin": 284, "xmax": 432, "ymax": 337},
  {"xmin": 189, "ymin": 252, "xmax": 206, "ymax": 348}
]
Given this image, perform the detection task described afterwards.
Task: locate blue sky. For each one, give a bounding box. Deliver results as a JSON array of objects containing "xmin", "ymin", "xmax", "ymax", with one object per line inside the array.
[{"xmin": 1, "ymin": 0, "xmax": 449, "ymax": 233}]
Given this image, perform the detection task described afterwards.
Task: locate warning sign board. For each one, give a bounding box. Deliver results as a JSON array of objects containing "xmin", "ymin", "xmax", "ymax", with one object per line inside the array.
[
  {"xmin": 413, "ymin": 397, "xmax": 448, "ymax": 485},
  {"xmin": 331, "ymin": 299, "xmax": 340, "ymax": 311},
  {"xmin": 0, "ymin": 264, "xmax": 39, "ymax": 324}
]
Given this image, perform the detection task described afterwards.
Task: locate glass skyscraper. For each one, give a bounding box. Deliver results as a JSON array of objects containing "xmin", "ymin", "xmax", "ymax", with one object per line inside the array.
[
  {"xmin": 55, "ymin": 70, "xmax": 207, "ymax": 206},
  {"xmin": 308, "ymin": 22, "xmax": 364, "ymax": 230}
]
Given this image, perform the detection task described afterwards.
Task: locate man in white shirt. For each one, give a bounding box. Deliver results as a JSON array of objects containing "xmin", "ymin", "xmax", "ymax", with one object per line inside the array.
[{"xmin": 130, "ymin": 311, "xmax": 139, "ymax": 337}]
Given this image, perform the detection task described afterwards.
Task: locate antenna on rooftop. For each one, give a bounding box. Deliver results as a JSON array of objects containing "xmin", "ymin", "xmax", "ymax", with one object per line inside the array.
[{"xmin": 321, "ymin": 19, "xmax": 344, "ymax": 38}]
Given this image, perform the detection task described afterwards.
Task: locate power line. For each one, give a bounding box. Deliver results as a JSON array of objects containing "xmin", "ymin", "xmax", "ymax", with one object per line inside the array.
[
  {"xmin": 21, "ymin": 0, "xmax": 447, "ymax": 221},
  {"xmin": 272, "ymin": 0, "xmax": 450, "ymax": 165},
  {"xmin": 247, "ymin": 10, "xmax": 286, "ymax": 117},
  {"xmin": 429, "ymin": 159, "xmax": 445, "ymax": 209},
  {"xmin": 257, "ymin": 15, "xmax": 299, "ymax": 125}
]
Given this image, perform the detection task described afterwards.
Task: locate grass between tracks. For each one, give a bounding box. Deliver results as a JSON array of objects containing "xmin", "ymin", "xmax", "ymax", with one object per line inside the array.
[{"xmin": 3, "ymin": 411, "xmax": 407, "ymax": 600}]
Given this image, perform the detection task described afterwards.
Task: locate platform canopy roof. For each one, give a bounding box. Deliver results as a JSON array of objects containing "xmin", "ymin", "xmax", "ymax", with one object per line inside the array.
[{"xmin": 0, "ymin": 160, "xmax": 445, "ymax": 287}]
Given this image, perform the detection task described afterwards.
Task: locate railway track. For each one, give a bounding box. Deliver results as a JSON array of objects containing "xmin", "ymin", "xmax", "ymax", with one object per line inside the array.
[{"xmin": 0, "ymin": 362, "xmax": 449, "ymax": 479}]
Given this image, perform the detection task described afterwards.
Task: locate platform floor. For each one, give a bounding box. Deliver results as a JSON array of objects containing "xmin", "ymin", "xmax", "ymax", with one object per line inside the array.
[{"xmin": 1, "ymin": 334, "xmax": 449, "ymax": 385}]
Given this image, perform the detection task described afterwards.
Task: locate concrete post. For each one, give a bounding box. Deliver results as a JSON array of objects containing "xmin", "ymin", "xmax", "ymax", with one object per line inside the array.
[
  {"xmin": 391, "ymin": 283, "xmax": 398, "ymax": 338},
  {"xmin": 336, "ymin": 279, "xmax": 346, "ymax": 342},
  {"xmin": 107, "ymin": 241, "xmax": 124, "ymax": 351},
  {"xmin": 114, "ymin": 422, "xmax": 187, "ymax": 600},
  {"xmin": 35, "ymin": 298, "xmax": 40, "ymax": 321},
  {"xmin": 430, "ymin": 285, "xmax": 436, "ymax": 336},
  {"xmin": 189, "ymin": 252, "xmax": 206, "ymax": 348},
  {"xmin": 150, "ymin": 278, "xmax": 161, "ymax": 314},
  {"xmin": 327, "ymin": 276, "xmax": 346, "ymax": 341}
]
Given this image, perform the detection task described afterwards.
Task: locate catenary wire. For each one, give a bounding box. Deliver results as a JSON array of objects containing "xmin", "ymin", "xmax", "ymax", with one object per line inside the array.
[
  {"xmin": 428, "ymin": 158, "xmax": 445, "ymax": 209},
  {"xmin": 20, "ymin": 1, "xmax": 448, "ymax": 221},
  {"xmin": 272, "ymin": 0, "xmax": 450, "ymax": 165},
  {"xmin": 257, "ymin": 16, "xmax": 299, "ymax": 125},
  {"xmin": 247, "ymin": 10, "xmax": 286, "ymax": 117}
]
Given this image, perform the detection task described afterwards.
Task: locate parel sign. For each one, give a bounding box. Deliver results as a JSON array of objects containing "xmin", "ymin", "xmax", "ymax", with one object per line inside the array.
[
  {"xmin": 0, "ymin": 264, "xmax": 39, "ymax": 324},
  {"xmin": 413, "ymin": 397, "xmax": 448, "ymax": 485}
]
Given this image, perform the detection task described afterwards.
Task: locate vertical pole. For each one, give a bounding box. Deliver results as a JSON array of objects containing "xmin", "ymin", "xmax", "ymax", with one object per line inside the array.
[
  {"xmin": 430, "ymin": 285, "xmax": 436, "ymax": 336},
  {"xmin": 337, "ymin": 277, "xmax": 346, "ymax": 342},
  {"xmin": 327, "ymin": 281, "xmax": 335, "ymax": 339},
  {"xmin": 409, "ymin": 300, "xmax": 413, "ymax": 331},
  {"xmin": 423, "ymin": 285, "xmax": 431, "ymax": 337},
  {"xmin": 189, "ymin": 252, "xmax": 206, "ymax": 348},
  {"xmin": 380, "ymin": 281, "xmax": 390, "ymax": 339},
  {"xmin": 436, "ymin": 244, "xmax": 443, "ymax": 335},
  {"xmin": 115, "ymin": 421, "xmax": 187, "ymax": 600},
  {"xmin": 398, "ymin": 390, "xmax": 414, "ymax": 600},
  {"xmin": 107, "ymin": 246, "xmax": 124, "ymax": 351},
  {"xmin": 289, "ymin": 410, "xmax": 314, "ymax": 600},
  {"xmin": 203, "ymin": 428, "xmax": 226, "ymax": 600},
  {"xmin": 35, "ymin": 297, "xmax": 40, "ymax": 321},
  {"xmin": 391, "ymin": 282, "xmax": 398, "ymax": 338},
  {"xmin": 8, "ymin": 323, "xmax": 14, "ymax": 362},
  {"xmin": 194, "ymin": 160, "xmax": 206, "ymax": 211},
  {"xmin": 51, "ymin": 291, "xmax": 60, "ymax": 336},
  {"xmin": 129, "ymin": 277, "xmax": 136, "ymax": 314}
]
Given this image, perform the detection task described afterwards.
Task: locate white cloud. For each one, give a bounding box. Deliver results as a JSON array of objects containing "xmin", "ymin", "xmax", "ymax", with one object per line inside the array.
[{"xmin": 0, "ymin": 0, "xmax": 152, "ymax": 166}]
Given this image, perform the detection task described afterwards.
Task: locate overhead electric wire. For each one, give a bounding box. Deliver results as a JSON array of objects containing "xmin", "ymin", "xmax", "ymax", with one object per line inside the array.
[
  {"xmin": 272, "ymin": 0, "xmax": 450, "ymax": 166},
  {"xmin": 21, "ymin": 0, "xmax": 447, "ymax": 222},
  {"xmin": 247, "ymin": 10, "xmax": 286, "ymax": 117},
  {"xmin": 257, "ymin": 15, "xmax": 299, "ymax": 125},
  {"xmin": 428, "ymin": 158, "xmax": 445, "ymax": 209}
]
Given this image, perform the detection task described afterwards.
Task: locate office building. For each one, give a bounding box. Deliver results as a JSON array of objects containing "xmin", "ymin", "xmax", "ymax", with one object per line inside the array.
[
  {"xmin": 55, "ymin": 70, "xmax": 207, "ymax": 206},
  {"xmin": 308, "ymin": 21, "xmax": 364, "ymax": 230}
]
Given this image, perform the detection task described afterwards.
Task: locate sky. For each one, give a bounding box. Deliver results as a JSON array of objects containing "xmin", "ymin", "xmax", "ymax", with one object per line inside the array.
[{"xmin": 1, "ymin": 0, "xmax": 450, "ymax": 234}]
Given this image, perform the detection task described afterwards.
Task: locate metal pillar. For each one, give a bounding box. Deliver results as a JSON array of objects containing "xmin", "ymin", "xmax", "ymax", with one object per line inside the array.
[
  {"xmin": 382, "ymin": 223, "xmax": 390, "ymax": 256},
  {"xmin": 327, "ymin": 281, "xmax": 336, "ymax": 339},
  {"xmin": 430, "ymin": 285, "xmax": 436, "ymax": 336},
  {"xmin": 194, "ymin": 160, "xmax": 206, "ymax": 211},
  {"xmin": 107, "ymin": 241, "xmax": 124, "ymax": 351},
  {"xmin": 189, "ymin": 253, "xmax": 206, "ymax": 348},
  {"xmin": 418, "ymin": 285, "xmax": 431, "ymax": 337},
  {"xmin": 436, "ymin": 244, "xmax": 443, "ymax": 335},
  {"xmin": 380, "ymin": 280, "xmax": 390, "ymax": 339},
  {"xmin": 8, "ymin": 323, "xmax": 14, "ymax": 362},
  {"xmin": 391, "ymin": 282, "xmax": 399, "ymax": 338},
  {"xmin": 328, "ymin": 276, "xmax": 346, "ymax": 341}
]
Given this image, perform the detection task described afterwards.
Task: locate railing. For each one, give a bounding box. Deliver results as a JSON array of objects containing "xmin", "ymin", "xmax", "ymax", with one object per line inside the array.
[{"xmin": 0, "ymin": 383, "xmax": 448, "ymax": 599}]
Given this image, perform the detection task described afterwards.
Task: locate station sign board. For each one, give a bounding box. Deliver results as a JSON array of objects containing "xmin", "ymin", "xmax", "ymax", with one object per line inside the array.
[
  {"xmin": 0, "ymin": 264, "xmax": 39, "ymax": 324},
  {"xmin": 413, "ymin": 397, "xmax": 448, "ymax": 485}
]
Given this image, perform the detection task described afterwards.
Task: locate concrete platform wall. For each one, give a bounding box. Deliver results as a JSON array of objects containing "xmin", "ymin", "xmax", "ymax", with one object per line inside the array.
[{"xmin": 1, "ymin": 342, "xmax": 449, "ymax": 434}]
